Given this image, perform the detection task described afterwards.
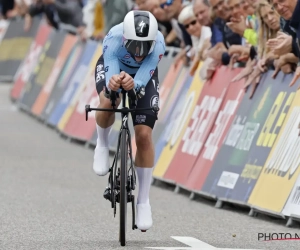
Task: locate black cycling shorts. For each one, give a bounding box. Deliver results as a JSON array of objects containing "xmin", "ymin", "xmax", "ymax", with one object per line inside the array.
[{"xmin": 95, "ymin": 54, "xmax": 160, "ymax": 129}]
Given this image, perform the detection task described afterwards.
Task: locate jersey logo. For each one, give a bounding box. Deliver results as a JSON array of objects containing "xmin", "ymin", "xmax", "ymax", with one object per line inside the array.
[
  {"xmin": 124, "ymin": 54, "xmax": 131, "ymax": 59},
  {"xmin": 96, "ymin": 63, "xmax": 105, "ymax": 83},
  {"xmin": 103, "ymin": 45, "xmax": 108, "ymax": 54},
  {"xmin": 149, "ymin": 69, "xmax": 154, "ymax": 77},
  {"xmin": 139, "ymin": 20, "xmax": 146, "ymax": 33},
  {"xmin": 150, "ymin": 95, "xmax": 159, "ymax": 112},
  {"xmin": 106, "ymin": 31, "xmax": 112, "ymax": 37},
  {"xmin": 97, "ymin": 64, "xmax": 103, "ymax": 71},
  {"xmin": 152, "ymin": 79, "xmax": 159, "ymax": 92},
  {"xmin": 122, "ymin": 115, "xmax": 128, "ymax": 126},
  {"xmin": 152, "ymin": 79, "xmax": 155, "ymax": 89}
]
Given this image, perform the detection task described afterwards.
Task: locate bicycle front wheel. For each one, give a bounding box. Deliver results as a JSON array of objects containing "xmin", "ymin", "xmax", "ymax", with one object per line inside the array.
[{"xmin": 119, "ymin": 129, "xmax": 128, "ymax": 246}]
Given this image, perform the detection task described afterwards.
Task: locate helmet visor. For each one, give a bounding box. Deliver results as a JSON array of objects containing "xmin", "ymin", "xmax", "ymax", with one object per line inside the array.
[{"xmin": 124, "ymin": 39, "xmax": 155, "ymax": 57}]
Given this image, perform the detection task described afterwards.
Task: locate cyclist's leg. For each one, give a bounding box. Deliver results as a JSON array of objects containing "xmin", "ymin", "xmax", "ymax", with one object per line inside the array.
[
  {"xmin": 93, "ymin": 54, "xmax": 121, "ymax": 176},
  {"xmin": 130, "ymin": 68, "xmax": 159, "ymax": 230}
]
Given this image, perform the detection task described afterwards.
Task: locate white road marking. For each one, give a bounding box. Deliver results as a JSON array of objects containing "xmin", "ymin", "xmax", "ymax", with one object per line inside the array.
[{"xmin": 145, "ymin": 236, "xmax": 264, "ymax": 250}]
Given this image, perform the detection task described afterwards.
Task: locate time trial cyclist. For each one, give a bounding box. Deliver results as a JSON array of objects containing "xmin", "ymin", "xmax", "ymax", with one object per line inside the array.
[{"xmin": 93, "ymin": 10, "xmax": 166, "ymax": 231}]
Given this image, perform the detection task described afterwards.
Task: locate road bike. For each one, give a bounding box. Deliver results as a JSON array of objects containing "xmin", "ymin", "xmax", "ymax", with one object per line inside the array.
[{"xmin": 85, "ymin": 87, "xmax": 159, "ymax": 246}]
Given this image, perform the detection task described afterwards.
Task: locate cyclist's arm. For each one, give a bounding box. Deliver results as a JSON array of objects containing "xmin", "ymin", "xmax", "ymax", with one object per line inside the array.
[
  {"xmin": 102, "ymin": 32, "xmax": 121, "ymax": 89},
  {"xmin": 133, "ymin": 34, "xmax": 166, "ymax": 90}
]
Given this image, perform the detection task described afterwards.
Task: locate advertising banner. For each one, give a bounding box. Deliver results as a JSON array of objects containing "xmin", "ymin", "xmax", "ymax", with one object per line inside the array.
[
  {"xmin": 10, "ymin": 21, "xmax": 51, "ymax": 100},
  {"xmin": 225, "ymin": 72, "xmax": 297, "ymax": 202},
  {"xmin": 62, "ymin": 54, "xmax": 101, "ymax": 141},
  {"xmin": 57, "ymin": 43, "xmax": 102, "ymax": 132},
  {"xmin": 31, "ymin": 34, "xmax": 78, "ymax": 116},
  {"xmin": 158, "ymin": 64, "xmax": 188, "ymax": 122},
  {"xmin": 47, "ymin": 40, "xmax": 98, "ymax": 127},
  {"xmin": 157, "ymin": 49, "xmax": 175, "ymax": 85},
  {"xmin": 201, "ymin": 71, "xmax": 296, "ymax": 203},
  {"xmin": 201, "ymin": 71, "xmax": 270, "ymax": 196},
  {"xmin": 282, "ymin": 173, "xmax": 300, "ymax": 217},
  {"xmin": 153, "ymin": 66, "xmax": 189, "ymax": 161},
  {"xmin": 248, "ymin": 89, "xmax": 300, "ymax": 213},
  {"xmin": 0, "ymin": 18, "xmax": 40, "ymax": 82},
  {"xmin": 59, "ymin": 44, "xmax": 102, "ymax": 135},
  {"xmin": 154, "ymin": 71, "xmax": 192, "ymax": 165},
  {"xmin": 19, "ymin": 29, "xmax": 65, "ymax": 110},
  {"xmin": 163, "ymin": 66, "xmax": 232, "ymax": 185},
  {"xmin": 153, "ymin": 63, "xmax": 205, "ymax": 178},
  {"xmin": 41, "ymin": 41, "xmax": 85, "ymax": 122},
  {"xmin": 183, "ymin": 69, "xmax": 246, "ymax": 191}
]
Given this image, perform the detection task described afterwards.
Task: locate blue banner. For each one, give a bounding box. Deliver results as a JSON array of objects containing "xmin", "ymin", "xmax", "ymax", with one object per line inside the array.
[
  {"xmin": 42, "ymin": 41, "xmax": 85, "ymax": 122},
  {"xmin": 47, "ymin": 40, "xmax": 98, "ymax": 126}
]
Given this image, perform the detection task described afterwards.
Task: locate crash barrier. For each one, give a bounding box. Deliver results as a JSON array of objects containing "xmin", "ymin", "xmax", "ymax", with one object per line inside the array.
[{"xmin": 1, "ymin": 17, "xmax": 300, "ymax": 228}]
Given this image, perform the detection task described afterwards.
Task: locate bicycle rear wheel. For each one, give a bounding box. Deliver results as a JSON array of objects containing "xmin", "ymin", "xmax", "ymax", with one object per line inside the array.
[{"xmin": 119, "ymin": 129, "xmax": 128, "ymax": 246}]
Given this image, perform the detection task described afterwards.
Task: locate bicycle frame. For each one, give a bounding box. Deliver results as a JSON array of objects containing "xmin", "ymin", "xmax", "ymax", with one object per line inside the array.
[{"xmin": 85, "ymin": 88, "xmax": 159, "ymax": 246}]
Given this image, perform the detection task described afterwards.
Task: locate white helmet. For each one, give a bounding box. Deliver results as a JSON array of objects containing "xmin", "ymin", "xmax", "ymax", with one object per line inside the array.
[{"xmin": 123, "ymin": 10, "xmax": 158, "ymax": 59}]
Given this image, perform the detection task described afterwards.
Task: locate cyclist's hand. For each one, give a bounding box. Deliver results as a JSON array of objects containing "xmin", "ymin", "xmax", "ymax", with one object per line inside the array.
[
  {"xmin": 119, "ymin": 71, "xmax": 134, "ymax": 91},
  {"xmin": 108, "ymin": 75, "xmax": 121, "ymax": 91}
]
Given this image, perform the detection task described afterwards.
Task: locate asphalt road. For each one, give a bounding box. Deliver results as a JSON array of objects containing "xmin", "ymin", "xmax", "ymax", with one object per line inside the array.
[{"xmin": 1, "ymin": 83, "xmax": 300, "ymax": 250}]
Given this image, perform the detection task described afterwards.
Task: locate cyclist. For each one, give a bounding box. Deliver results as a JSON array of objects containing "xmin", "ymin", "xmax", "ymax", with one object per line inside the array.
[{"xmin": 93, "ymin": 10, "xmax": 166, "ymax": 231}]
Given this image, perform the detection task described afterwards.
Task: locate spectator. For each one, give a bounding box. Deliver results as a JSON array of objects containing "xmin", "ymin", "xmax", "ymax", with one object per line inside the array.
[
  {"xmin": 91, "ymin": 0, "xmax": 105, "ymax": 40},
  {"xmin": 159, "ymin": 0, "xmax": 194, "ymax": 66},
  {"xmin": 225, "ymin": 0, "xmax": 258, "ymax": 46},
  {"xmin": 207, "ymin": 0, "xmax": 242, "ymax": 66},
  {"xmin": 1, "ymin": 0, "xmax": 32, "ymax": 19},
  {"xmin": 177, "ymin": 4, "xmax": 212, "ymax": 74},
  {"xmin": 192, "ymin": 0, "xmax": 223, "ymax": 47},
  {"xmin": 192, "ymin": 0, "xmax": 210, "ymax": 26},
  {"xmin": 135, "ymin": 0, "xmax": 181, "ymax": 47},
  {"xmin": 136, "ymin": 0, "xmax": 168, "ymax": 21},
  {"xmin": 82, "ymin": 0, "xmax": 99, "ymax": 38},
  {"xmin": 1, "ymin": 0, "xmax": 14, "ymax": 18},
  {"xmin": 101, "ymin": 0, "xmax": 131, "ymax": 34},
  {"xmin": 267, "ymin": 0, "xmax": 300, "ymax": 87},
  {"xmin": 24, "ymin": 0, "xmax": 88, "ymax": 41},
  {"xmin": 231, "ymin": 1, "xmax": 294, "ymax": 98},
  {"xmin": 177, "ymin": 4, "xmax": 212, "ymax": 75}
]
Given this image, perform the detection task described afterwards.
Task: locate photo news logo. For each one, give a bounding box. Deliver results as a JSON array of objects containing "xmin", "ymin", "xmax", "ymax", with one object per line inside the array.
[{"xmin": 258, "ymin": 233, "xmax": 300, "ymax": 241}]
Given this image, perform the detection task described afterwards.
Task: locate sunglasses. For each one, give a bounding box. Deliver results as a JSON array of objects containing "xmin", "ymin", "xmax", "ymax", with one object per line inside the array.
[
  {"xmin": 185, "ymin": 20, "xmax": 197, "ymax": 29},
  {"xmin": 160, "ymin": 0, "xmax": 174, "ymax": 8}
]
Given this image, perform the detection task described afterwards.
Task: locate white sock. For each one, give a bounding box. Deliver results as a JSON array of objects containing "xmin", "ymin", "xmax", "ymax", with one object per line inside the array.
[
  {"xmin": 136, "ymin": 166, "xmax": 153, "ymax": 204},
  {"xmin": 96, "ymin": 123, "xmax": 112, "ymax": 148}
]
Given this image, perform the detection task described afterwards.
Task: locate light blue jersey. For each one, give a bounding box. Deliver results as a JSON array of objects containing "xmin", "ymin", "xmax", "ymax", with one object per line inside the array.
[{"xmin": 102, "ymin": 22, "xmax": 166, "ymax": 91}]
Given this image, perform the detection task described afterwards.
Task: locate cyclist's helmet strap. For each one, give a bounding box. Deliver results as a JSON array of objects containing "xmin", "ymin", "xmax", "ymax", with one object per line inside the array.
[{"xmin": 123, "ymin": 10, "xmax": 158, "ymax": 59}]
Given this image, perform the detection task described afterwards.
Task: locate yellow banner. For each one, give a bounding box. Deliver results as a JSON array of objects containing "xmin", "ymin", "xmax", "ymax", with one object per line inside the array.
[
  {"xmin": 248, "ymin": 89, "xmax": 300, "ymax": 212},
  {"xmin": 153, "ymin": 62, "xmax": 204, "ymax": 177},
  {"xmin": 57, "ymin": 44, "xmax": 102, "ymax": 131}
]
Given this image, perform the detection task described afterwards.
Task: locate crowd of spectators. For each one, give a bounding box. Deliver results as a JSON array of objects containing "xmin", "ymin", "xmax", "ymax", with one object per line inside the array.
[
  {"xmin": 134, "ymin": 0, "xmax": 300, "ymax": 97},
  {"xmin": 1, "ymin": 0, "xmax": 300, "ymax": 101}
]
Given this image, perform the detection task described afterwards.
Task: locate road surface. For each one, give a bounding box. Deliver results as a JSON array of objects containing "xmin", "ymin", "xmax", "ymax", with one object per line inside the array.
[{"xmin": 0, "ymin": 83, "xmax": 299, "ymax": 250}]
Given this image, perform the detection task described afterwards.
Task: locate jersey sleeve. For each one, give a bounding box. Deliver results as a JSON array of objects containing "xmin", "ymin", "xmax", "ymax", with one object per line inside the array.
[
  {"xmin": 102, "ymin": 27, "xmax": 121, "ymax": 89},
  {"xmin": 133, "ymin": 32, "xmax": 166, "ymax": 90}
]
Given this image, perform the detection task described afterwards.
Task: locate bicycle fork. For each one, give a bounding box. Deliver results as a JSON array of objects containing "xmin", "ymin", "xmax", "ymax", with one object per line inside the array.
[{"xmin": 103, "ymin": 119, "xmax": 138, "ymax": 230}]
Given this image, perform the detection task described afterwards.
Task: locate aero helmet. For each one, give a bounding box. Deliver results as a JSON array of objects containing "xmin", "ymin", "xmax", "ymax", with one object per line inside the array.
[{"xmin": 123, "ymin": 10, "xmax": 158, "ymax": 59}]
